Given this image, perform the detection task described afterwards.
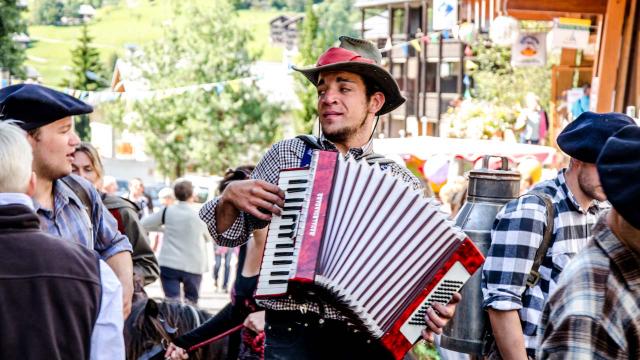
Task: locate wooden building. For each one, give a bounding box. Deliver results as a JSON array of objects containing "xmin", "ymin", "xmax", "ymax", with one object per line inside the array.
[
  {"xmin": 484, "ymin": 0, "xmax": 640, "ymax": 144},
  {"xmin": 357, "ymin": 0, "xmax": 639, "ymax": 140},
  {"xmin": 356, "ymin": 0, "xmax": 468, "ymax": 138}
]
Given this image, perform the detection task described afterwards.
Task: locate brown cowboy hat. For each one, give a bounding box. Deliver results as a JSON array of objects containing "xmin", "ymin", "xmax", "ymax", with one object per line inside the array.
[{"xmin": 293, "ymin": 36, "xmax": 405, "ymax": 116}]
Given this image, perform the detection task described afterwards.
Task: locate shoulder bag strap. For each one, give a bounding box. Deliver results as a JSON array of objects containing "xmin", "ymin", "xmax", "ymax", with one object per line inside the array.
[
  {"xmin": 60, "ymin": 176, "xmax": 93, "ymax": 222},
  {"xmin": 161, "ymin": 206, "xmax": 168, "ymax": 225},
  {"xmin": 526, "ymin": 191, "xmax": 555, "ymax": 288}
]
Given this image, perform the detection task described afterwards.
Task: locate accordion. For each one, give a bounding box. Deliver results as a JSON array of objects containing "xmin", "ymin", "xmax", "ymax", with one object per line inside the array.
[{"xmin": 256, "ymin": 150, "xmax": 484, "ymax": 359}]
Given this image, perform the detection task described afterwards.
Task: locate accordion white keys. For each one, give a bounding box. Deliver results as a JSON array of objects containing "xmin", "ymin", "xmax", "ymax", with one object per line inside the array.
[{"xmin": 256, "ymin": 150, "xmax": 484, "ymax": 359}]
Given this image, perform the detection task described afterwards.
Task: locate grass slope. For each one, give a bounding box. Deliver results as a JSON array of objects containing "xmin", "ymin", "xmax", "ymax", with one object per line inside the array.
[{"xmin": 26, "ymin": 0, "xmax": 292, "ymax": 86}]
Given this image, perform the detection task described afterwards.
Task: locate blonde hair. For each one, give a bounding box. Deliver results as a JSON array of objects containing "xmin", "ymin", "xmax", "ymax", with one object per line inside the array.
[
  {"xmin": 0, "ymin": 121, "xmax": 33, "ymax": 193},
  {"xmin": 74, "ymin": 142, "xmax": 105, "ymax": 181}
]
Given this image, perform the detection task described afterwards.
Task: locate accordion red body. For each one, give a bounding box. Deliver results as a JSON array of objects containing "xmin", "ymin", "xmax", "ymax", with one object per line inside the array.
[{"xmin": 256, "ymin": 150, "xmax": 484, "ymax": 359}]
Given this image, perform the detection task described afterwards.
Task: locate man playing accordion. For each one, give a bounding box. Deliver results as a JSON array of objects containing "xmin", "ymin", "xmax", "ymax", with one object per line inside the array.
[{"xmin": 188, "ymin": 36, "xmax": 460, "ymax": 360}]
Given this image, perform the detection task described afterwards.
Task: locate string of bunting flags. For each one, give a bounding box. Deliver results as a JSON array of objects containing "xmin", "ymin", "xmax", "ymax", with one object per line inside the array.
[
  {"xmin": 378, "ymin": 31, "xmax": 451, "ymax": 54},
  {"xmin": 59, "ymin": 75, "xmax": 261, "ymax": 106}
]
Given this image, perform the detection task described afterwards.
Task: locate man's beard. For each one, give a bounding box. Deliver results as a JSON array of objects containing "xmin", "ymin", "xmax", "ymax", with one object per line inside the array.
[
  {"xmin": 578, "ymin": 168, "xmax": 606, "ymax": 202},
  {"xmin": 322, "ymin": 114, "xmax": 368, "ymax": 144},
  {"xmin": 34, "ymin": 158, "xmax": 70, "ymax": 182}
]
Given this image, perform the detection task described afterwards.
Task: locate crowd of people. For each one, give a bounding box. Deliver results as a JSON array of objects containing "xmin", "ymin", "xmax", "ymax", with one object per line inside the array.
[{"xmin": 0, "ymin": 33, "xmax": 638, "ymax": 360}]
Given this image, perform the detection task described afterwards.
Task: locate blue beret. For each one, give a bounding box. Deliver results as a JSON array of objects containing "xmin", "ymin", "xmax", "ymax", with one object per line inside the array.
[
  {"xmin": 0, "ymin": 84, "xmax": 93, "ymax": 131},
  {"xmin": 557, "ymin": 112, "xmax": 635, "ymax": 163},
  {"xmin": 597, "ymin": 125, "xmax": 640, "ymax": 230}
]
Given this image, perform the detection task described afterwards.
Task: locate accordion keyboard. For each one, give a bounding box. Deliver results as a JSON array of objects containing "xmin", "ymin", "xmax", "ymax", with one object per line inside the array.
[
  {"xmin": 398, "ymin": 261, "xmax": 471, "ymax": 343},
  {"xmin": 256, "ymin": 168, "xmax": 311, "ymax": 297}
]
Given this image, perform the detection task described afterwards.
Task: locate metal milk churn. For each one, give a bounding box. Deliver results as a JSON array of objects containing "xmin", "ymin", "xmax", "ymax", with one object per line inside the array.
[{"xmin": 439, "ymin": 156, "xmax": 520, "ymax": 355}]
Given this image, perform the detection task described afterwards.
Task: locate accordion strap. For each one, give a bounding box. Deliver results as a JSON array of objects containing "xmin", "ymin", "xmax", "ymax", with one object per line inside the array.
[{"xmin": 296, "ymin": 135, "xmax": 395, "ymax": 167}]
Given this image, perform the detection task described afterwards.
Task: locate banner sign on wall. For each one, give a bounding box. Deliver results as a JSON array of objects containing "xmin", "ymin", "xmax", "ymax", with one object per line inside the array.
[
  {"xmin": 511, "ymin": 32, "xmax": 547, "ymax": 67},
  {"xmin": 433, "ymin": 0, "xmax": 458, "ymax": 30},
  {"xmin": 551, "ymin": 17, "xmax": 591, "ymax": 50}
]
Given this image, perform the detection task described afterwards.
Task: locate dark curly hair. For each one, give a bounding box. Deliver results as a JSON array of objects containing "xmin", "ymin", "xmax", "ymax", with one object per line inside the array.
[{"xmin": 218, "ymin": 165, "xmax": 255, "ymax": 194}]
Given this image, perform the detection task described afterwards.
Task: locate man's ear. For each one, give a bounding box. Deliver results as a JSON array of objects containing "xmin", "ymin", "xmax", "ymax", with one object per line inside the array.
[
  {"xmin": 369, "ymin": 91, "xmax": 385, "ymax": 115},
  {"xmin": 25, "ymin": 172, "xmax": 37, "ymax": 197}
]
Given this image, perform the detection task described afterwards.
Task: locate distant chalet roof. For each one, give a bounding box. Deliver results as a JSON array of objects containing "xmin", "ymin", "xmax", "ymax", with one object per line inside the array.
[
  {"xmin": 281, "ymin": 15, "xmax": 304, "ymax": 27},
  {"xmin": 269, "ymin": 15, "xmax": 289, "ymax": 25}
]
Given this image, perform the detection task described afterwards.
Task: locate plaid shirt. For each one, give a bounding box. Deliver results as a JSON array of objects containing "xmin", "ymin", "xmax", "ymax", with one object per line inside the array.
[
  {"xmin": 199, "ymin": 137, "xmax": 422, "ymax": 318},
  {"xmin": 481, "ymin": 170, "xmax": 608, "ymax": 358},
  {"xmin": 34, "ymin": 175, "xmax": 132, "ymax": 260},
  {"xmin": 538, "ymin": 214, "xmax": 640, "ymax": 359}
]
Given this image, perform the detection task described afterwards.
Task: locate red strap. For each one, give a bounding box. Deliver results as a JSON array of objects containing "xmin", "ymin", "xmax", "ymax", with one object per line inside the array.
[
  {"xmin": 109, "ymin": 208, "xmax": 125, "ymax": 234},
  {"xmin": 187, "ymin": 324, "xmax": 244, "ymax": 352}
]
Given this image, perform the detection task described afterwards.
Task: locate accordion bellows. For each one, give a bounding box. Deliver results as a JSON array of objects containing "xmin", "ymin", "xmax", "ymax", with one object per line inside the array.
[{"xmin": 256, "ymin": 150, "xmax": 484, "ymax": 359}]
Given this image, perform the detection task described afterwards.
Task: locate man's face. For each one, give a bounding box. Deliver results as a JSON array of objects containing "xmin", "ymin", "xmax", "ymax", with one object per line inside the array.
[
  {"xmin": 577, "ymin": 161, "xmax": 606, "ymax": 202},
  {"xmin": 28, "ymin": 117, "xmax": 80, "ymax": 181},
  {"xmin": 316, "ymin": 71, "xmax": 372, "ymax": 144},
  {"xmin": 130, "ymin": 179, "xmax": 144, "ymax": 196}
]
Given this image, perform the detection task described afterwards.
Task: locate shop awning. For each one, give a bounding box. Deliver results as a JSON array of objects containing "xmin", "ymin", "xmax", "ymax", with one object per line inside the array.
[{"xmin": 373, "ymin": 136, "xmax": 557, "ymax": 165}]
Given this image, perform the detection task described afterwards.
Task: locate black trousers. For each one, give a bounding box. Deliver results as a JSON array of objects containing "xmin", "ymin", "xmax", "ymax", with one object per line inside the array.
[
  {"xmin": 160, "ymin": 266, "xmax": 202, "ymax": 303},
  {"xmin": 264, "ymin": 310, "xmax": 394, "ymax": 360}
]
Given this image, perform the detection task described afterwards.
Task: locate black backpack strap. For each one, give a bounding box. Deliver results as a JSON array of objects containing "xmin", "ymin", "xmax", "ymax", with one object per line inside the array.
[
  {"xmin": 296, "ymin": 135, "xmax": 322, "ymax": 167},
  {"xmin": 60, "ymin": 175, "xmax": 93, "ymax": 221},
  {"xmin": 295, "ymin": 134, "xmax": 323, "ymax": 150},
  {"xmin": 161, "ymin": 206, "xmax": 167, "ymax": 225},
  {"xmin": 525, "ymin": 191, "xmax": 555, "ymax": 288}
]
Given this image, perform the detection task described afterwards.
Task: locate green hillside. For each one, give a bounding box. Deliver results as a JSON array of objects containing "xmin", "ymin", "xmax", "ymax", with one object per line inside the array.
[{"xmin": 25, "ymin": 1, "xmax": 293, "ymax": 86}]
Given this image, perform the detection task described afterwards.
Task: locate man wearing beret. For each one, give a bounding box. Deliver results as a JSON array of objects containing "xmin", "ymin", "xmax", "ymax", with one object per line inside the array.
[
  {"xmin": 538, "ymin": 124, "xmax": 640, "ymax": 359},
  {"xmin": 0, "ymin": 84, "xmax": 134, "ymax": 317},
  {"xmin": 481, "ymin": 111, "xmax": 635, "ymax": 359},
  {"xmin": 0, "ymin": 121, "xmax": 125, "ymax": 359}
]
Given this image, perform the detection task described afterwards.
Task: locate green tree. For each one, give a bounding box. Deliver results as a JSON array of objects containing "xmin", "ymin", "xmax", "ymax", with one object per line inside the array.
[
  {"xmin": 0, "ymin": 0, "xmax": 27, "ymax": 78},
  {"xmin": 32, "ymin": 0, "xmax": 64, "ymax": 25},
  {"xmin": 64, "ymin": 23, "xmax": 107, "ymax": 140},
  {"xmin": 293, "ymin": 0, "xmax": 321, "ymax": 134},
  {"xmin": 294, "ymin": 0, "xmax": 356, "ymax": 133},
  {"xmin": 126, "ymin": 1, "xmax": 283, "ymax": 179},
  {"xmin": 469, "ymin": 36, "xmax": 552, "ymax": 110}
]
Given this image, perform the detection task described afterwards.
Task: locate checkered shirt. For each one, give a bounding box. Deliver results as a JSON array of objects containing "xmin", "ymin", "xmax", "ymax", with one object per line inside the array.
[
  {"xmin": 199, "ymin": 137, "xmax": 422, "ymax": 319},
  {"xmin": 481, "ymin": 170, "xmax": 608, "ymax": 358},
  {"xmin": 538, "ymin": 214, "xmax": 640, "ymax": 359}
]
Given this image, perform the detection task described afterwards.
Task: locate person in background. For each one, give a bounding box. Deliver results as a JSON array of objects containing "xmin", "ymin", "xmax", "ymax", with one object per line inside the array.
[
  {"xmin": 142, "ymin": 179, "xmax": 209, "ymax": 304},
  {"xmin": 517, "ymin": 157, "xmax": 543, "ymax": 195},
  {"xmin": 571, "ymin": 84, "xmax": 591, "ymax": 120},
  {"xmin": 538, "ymin": 124, "xmax": 640, "ymax": 359},
  {"xmin": 72, "ymin": 142, "xmax": 160, "ymax": 291},
  {"xmin": 102, "ymin": 175, "xmax": 119, "ymax": 195},
  {"xmin": 515, "ymin": 92, "xmax": 548, "ymax": 145},
  {"xmin": 438, "ymin": 176, "xmax": 468, "ymax": 219},
  {"xmin": 0, "ymin": 122, "xmax": 124, "ymax": 360},
  {"xmin": 158, "ymin": 187, "xmax": 175, "ymax": 207},
  {"xmin": 213, "ymin": 242, "xmax": 233, "ymax": 293},
  {"xmin": 150, "ymin": 186, "xmax": 175, "ymax": 252},
  {"xmin": 128, "ymin": 177, "xmax": 153, "ymax": 218}
]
